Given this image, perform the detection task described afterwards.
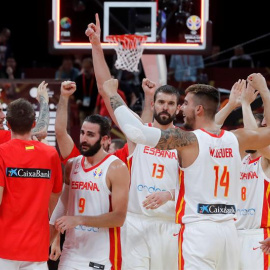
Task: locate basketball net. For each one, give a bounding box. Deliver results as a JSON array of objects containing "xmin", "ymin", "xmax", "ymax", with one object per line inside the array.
[{"xmin": 106, "ymin": 34, "xmax": 147, "ymax": 73}]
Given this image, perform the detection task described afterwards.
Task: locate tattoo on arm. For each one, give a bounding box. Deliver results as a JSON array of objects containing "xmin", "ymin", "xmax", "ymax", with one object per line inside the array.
[
  {"xmin": 31, "ymin": 96, "xmax": 50, "ymax": 138},
  {"xmin": 156, "ymin": 128, "xmax": 197, "ymax": 150},
  {"xmin": 110, "ymin": 95, "xmax": 125, "ymax": 111}
]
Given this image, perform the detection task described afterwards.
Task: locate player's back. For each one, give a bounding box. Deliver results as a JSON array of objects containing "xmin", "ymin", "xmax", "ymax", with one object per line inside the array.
[
  {"xmin": 176, "ymin": 129, "xmax": 241, "ymax": 224},
  {"xmin": 0, "ymin": 139, "xmax": 62, "ymax": 261}
]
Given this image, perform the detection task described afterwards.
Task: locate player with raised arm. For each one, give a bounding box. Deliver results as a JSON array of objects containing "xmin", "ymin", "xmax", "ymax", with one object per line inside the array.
[
  {"xmin": 85, "ymin": 14, "xmax": 181, "ymax": 270},
  {"xmin": 103, "ymin": 77, "xmax": 270, "ymax": 269}
]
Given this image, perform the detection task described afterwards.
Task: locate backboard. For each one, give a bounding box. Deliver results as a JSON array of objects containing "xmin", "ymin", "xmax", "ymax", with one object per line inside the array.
[{"xmin": 49, "ymin": 0, "xmax": 211, "ymax": 54}]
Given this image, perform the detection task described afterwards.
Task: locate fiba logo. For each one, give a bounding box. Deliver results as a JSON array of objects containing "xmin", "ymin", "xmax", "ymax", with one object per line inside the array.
[
  {"xmin": 186, "ymin": 15, "xmax": 201, "ymax": 31},
  {"xmin": 60, "ymin": 17, "xmax": 72, "ymax": 29},
  {"xmin": 93, "ymin": 168, "xmax": 102, "ymax": 179}
]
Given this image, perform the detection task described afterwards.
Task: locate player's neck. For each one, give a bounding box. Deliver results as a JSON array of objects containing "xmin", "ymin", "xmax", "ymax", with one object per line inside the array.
[
  {"xmin": 11, "ymin": 131, "xmax": 32, "ymax": 141},
  {"xmin": 83, "ymin": 149, "xmax": 108, "ymax": 168},
  {"xmin": 194, "ymin": 119, "xmax": 220, "ymax": 133},
  {"xmin": 152, "ymin": 120, "xmax": 174, "ymax": 130}
]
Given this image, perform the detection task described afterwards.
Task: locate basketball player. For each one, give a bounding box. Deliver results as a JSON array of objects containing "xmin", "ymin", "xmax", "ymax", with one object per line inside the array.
[
  {"xmin": 85, "ymin": 14, "xmax": 181, "ymax": 270},
  {"xmin": 0, "ymin": 80, "xmax": 50, "ymax": 144},
  {"xmin": 50, "ymin": 114, "xmax": 130, "ymax": 270},
  {"xmin": 0, "ymin": 98, "xmax": 62, "ymax": 270},
  {"xmin": 102, "ymin": 77, "xmax": 270, "ymax": 270},
  {"xmin": 216, "ymin": 73, "xmax": 270, "ymax": 269}
]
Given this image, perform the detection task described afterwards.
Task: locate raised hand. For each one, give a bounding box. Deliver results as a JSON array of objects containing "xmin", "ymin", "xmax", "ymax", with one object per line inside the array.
[
  {"xmin": 241, "ymin": 81, "xmax": 259, "ymax": 106},
  {"xmin": 247, "ymin": 73, "xmax": 268, "ymax": 95},
  {"xmin": 142, "ymin": 78, "xmax": 156, "ymax": 97},
  {"xmin": 36, "ymin": 81, "xmax": 49, "ymax": 103},
  {"xmin": 60, "ymin": 81, "xmax": 76, "ymax": 97},
  {"xmin": 228, "ymin": 79, "xmax": 245, "ymax": 109},
  {"xmin": 85, "ymin": 13, "xmax": 101, "ymax": 45}
]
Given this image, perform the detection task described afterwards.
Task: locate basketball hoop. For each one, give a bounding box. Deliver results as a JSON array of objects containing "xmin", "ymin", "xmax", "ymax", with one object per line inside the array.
[{"xmin": 106, "ymin": 34, "xmax": 147, "ymax": 73}]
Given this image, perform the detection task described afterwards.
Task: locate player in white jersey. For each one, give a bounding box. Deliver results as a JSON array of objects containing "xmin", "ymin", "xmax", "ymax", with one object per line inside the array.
[
  {"xmin": 103, "ymin": 77, "xmax": 270, "ymax": 270},
  {"xmin": 50, "ymin": 114, "xmax": 130, "ymax": 270},
  {"xmin": 85, "ymin": 14, "xmax": 180, "ymax": 270},
  {"xmin": 216, "ymin": 73, "xmax": 270, "ymax": 269}
]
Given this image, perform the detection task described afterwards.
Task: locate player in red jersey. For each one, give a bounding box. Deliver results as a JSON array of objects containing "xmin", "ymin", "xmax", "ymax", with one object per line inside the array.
[{"xmin": 0, "ymin": 98, "xmax": 62, "ymax": 270}]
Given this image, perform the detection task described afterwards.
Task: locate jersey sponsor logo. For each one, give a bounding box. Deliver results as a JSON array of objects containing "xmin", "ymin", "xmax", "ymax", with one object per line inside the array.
[
  {"xmin": 209, "ymin": 147, "xmax": 233, "ymax": 158},
  {"xmin": 143, "ymin": 146, "xmax": 177, "ymax": 160},
  {"xmin": 93, "ymin": 167, "xmax": 102, "ymax": 179},
  {"xmin": 6, "ymin": 167, "xmax": 51, "ymax": 179},
  {"xmin": 240, "ymin": 171, "xmax": 258, "ymax": 180},
  {"xmin": 89, "ymin": 262, "xmax": 105, "ymax": 269},
  {"xmin": 137, "ymin": 184, "xmax": 166, "ymax": 193},
  {"xmin": 237, "ymin": 208, "xmax": 256, "ymax": 216},
  {"xmin": 198, "ymin": 203, "xmax": 236, "ymax": 214},
  {"xmin": 75, "ymin": 225, "xmax": 99, "ymax": 232},
  {"xmin": 71, "ymin": 180, "xmax": 100, "ymax": 191}
]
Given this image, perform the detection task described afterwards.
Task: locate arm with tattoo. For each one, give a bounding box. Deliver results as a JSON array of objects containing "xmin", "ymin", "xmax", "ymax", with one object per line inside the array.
[
  {"xmin": 31, "ymin": 81, "xmax": 50, "ymax": 140},
  {"xmin": 157, "ymin": 128, "xmax": 197, "ymax": 150}
]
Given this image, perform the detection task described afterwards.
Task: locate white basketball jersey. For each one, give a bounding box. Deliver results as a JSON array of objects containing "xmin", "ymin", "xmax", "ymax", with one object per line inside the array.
[
  {"xmin": 175, "ymin": 129, "xmax": 241, "ymax": 224},
  {"xmin": 127, "ymin": 124, "xmax": 180, "ymax": 220},
  {"xmin": 60, "ymin": 154, "xmax": 122, "ymax": 270},
  {"xmin": 236, "ymin": 155, "xmax": 270, "ymax": 229}
]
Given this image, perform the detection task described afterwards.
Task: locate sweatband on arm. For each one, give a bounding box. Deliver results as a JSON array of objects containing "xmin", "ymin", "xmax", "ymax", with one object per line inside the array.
[
  {"xmin": 114, "ymin": 105, "xmax": 161, "ymax": 147},
  {"xmin": 49, "ymin": 184, "xmax": 69, "ymax": 225}
]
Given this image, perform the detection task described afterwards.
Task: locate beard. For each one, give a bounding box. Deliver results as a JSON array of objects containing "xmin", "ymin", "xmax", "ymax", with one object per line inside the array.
[
  {"xmin": 245, "ymin": 150, "xmax": 257, "ymax": 154},
  {"xmin": 79, "ymin": 137, "xmax": 102, "ymax": 157},
  {"xmin": 154, "ymin": 110, "xmax": 176, "ymax": 125}
]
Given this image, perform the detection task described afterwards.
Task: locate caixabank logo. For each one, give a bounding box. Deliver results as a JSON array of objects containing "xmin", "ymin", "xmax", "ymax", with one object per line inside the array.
[
  {"xmin": 6, "ymin": 168, "xmax": 51, "ymax": 179},
  {"xmin": 198, "ymin": 204, "xmax": 236, "ymax": 214}
]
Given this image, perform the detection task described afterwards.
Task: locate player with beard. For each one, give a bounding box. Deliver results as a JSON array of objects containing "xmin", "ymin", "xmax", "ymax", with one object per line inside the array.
[
  {"xmin": 84, "ymin": 14, "xmax": 181, "ymax": 270},
  {"xmin": 102, "ymin": 76, "xmax": 270, "ymax": 270},
  {"xmin": 50, "ymin": 114, "xmax": 130, "ymax": 270}
]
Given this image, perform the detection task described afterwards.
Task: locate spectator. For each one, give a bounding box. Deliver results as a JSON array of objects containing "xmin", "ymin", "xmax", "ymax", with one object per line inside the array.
[
  {"xmin": 169, "ymin": 34, "xmax": 204, "ymax": 88},
  {"xmin": 204, "ymin": 45, "xmax": 228, "ymax": 67},
  {"xmin": 0, "ymin": 28, "xmax": 11, "ymax": 70},
  {"xmin": 0, "ymin": 55, "xmax": 23, "ymax": 79},
  {"xmin": 55, "ymin": 55, "xmax": 80, "ymax": 81},
  {"xmin": 229, "ymin": 45, "xmax": 254, "ymax": 68},
  {"xmin": 74, "ymin": 57, "xmax": 98, "ymax": 125}
]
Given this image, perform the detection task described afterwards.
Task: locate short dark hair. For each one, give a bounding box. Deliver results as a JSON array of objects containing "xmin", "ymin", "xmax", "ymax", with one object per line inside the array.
[
  {"xmin": 254, "ymin": 113, "xmax": 264, "ymax": 127},
  {"xmin": 111, "ymin": 138, "xmax": 126, "ymax": 150},
  {"xmin": 6, "ymin": 98, "xmax": 35, "ymax": 134},
  {"xmin": 185, "ymin": 84, "xmax": 220, "ymax": 119},
  {"xmin": 154, "ymin": 85, "xmax": 180, "ymax": 104},
  {"xmin": 83, "ymin": 114, "xmax": 111, "ymax": 137}
]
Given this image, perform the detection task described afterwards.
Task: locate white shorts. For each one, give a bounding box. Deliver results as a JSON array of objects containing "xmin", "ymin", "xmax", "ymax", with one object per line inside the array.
[
  {"xmin": 121, "ymin": 212, "xmax": 180, "ymax": 270},
  {"xmin": 180, "ymin": 220, "xmax": 239, "ymax": 270},
  {"xmin": 238, "ymin": 228, "xmax": 269, "ymax": 270},
  {"xmin": 0, "ymin": 258, "xmax": 48, "ymax": 270}
]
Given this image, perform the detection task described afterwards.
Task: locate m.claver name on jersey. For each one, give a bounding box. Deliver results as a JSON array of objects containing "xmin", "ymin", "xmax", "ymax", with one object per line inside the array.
[
  {"xmin": 240, "ymin": 171, "xmax": 258, "ymax": 180},
  {"xmin": 71, "ymin": 180, "xmax": 100, "ymax": 191},
  {"xmin": 209, "ymin": 147, "xmax": 233, "ymax": 158},
  {"xmin": 143, "ymin": 146, "xmax": 177, "ymax": 160}
]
